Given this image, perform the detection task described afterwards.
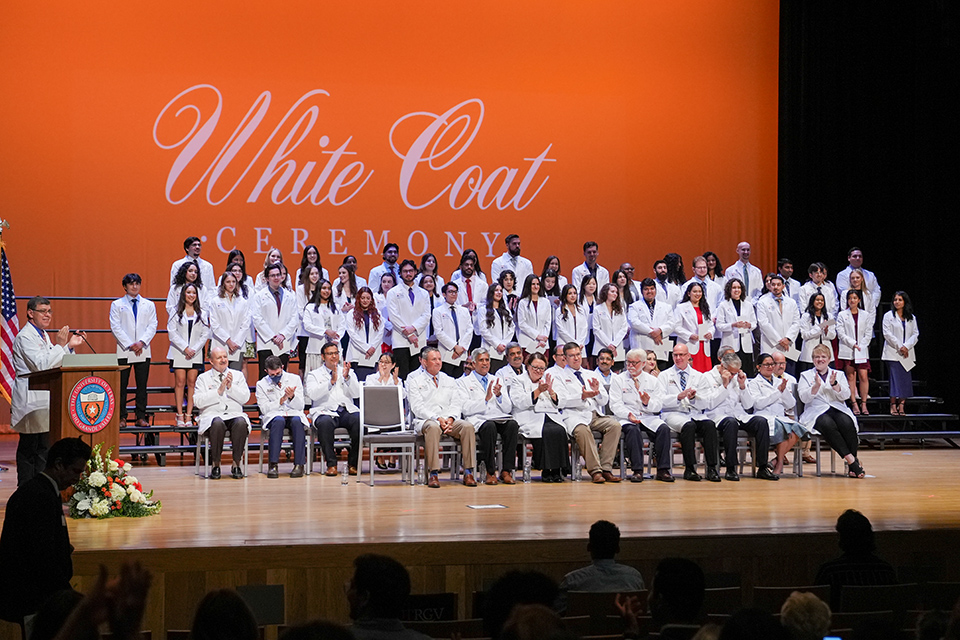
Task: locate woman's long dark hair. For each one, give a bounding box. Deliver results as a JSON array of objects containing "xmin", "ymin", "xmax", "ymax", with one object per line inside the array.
[{"xmin": 680, "ymin": 282, "xmax": 710, "ymax": 320}]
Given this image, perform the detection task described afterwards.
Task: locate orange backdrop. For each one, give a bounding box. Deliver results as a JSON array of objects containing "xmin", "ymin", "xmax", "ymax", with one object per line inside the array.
[{"xmin": 0, "ymin": 1, "xmax": 778, "ymax": 373}]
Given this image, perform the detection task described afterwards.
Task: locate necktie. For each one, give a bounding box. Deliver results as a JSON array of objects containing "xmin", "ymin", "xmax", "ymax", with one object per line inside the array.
[
  {"xmin": 648, "ymin": 301, "xmax": 655, "ymax": 321},
  {"xmin": 743, "ymin": 267, "xmax": 750, "ymax": 295},
  {"xmin": 785, "ymin": 281, "xmax": 791, "ymax": 296},
  {"xmin": 466, "ymin": 278, "xmax": 473, "ymax": 303},
  {"xmin": 408, "ymin": 286, "xmax": 415, "ymax": 305},
  {"xmin": 776, "ymin": 296, "xmax": 783, "ymax": 313},
  {"xmin": 679, "ymin": 370, "xmax": 687, "ymax": 390},
  {"xmin": 574, "ymin": 370, "xmax": 585, "ymax": 387},
  {"xmin": 131, "ymin": 297, "xmax": 138, "ymax": 320},
  {"xmin": 273, "ymin": 289, "xmax": 282, "ymax": 314},
  {"xmin": 389, "ymin": 265, "xmax": 397, "ymax": 282},
  {"xmin": 432, "ymin": 375, "xmax": 439, "ymax": 388},
  {"xmin": 219, "ymin": 372, "xmax": 224, "ymax": 382},
  {"xmin": 481, "ymin": 375, "xmax": 489, "ymax": 390},
  {"xmin": 450, "ymin": 306, "xmax": 460, "ymax": 340},
  {"xmin": 817, "ymin": 285, "xmax": 822, "ymax": 295}
]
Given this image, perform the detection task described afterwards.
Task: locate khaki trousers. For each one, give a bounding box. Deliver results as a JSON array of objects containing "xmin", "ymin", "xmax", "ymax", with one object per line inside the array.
[
  {"xmin": 572, "ymin": 413, "xmax": 622, "ymax": 474},
  {"xmin": 422, "ymin": 419, "xmax": 476, "ymax": 473}
]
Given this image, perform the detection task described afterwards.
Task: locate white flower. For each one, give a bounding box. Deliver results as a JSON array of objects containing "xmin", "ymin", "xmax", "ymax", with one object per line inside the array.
[
  {"xmin": 124, "ymin": 475, "xmax": 138, "ymax": 486},
  {"xmin": 128, "ymin": 488, "xmax": 144, "ymax": 503},
  {"xmin": 111, "ymin": 484, "xmax": 127, "ymax": 501},
  {"xmin": 77, "ymin": 498, "xmax": 91, "ymax": 512},
  {"xmin": 108, "ymin": 460, "xmax": 119, "ymax": 472},
  {"xmin": 89, "ymin": 499, "xmax": 110, "ymax": 517},
  {"xmin": 123, "ymin": 463, "xmax": 132, "ymax": 473},
  {"xmin": 88, "ymin": 471, "xmax": 107, "ymax": 487}
]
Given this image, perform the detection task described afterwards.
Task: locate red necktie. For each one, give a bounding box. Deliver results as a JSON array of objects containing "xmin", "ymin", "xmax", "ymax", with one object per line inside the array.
[{"xmin": 466, "ymin": 278, "xmax": 473, "ymax": 303}]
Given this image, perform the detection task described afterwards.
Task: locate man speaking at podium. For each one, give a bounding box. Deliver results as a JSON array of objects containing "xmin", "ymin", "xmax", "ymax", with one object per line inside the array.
[{"xmin": 11, "ymin": 296, "xmax": 84, "ymax": 486}]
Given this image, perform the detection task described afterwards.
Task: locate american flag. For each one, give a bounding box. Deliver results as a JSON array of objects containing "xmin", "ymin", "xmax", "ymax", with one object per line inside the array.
[{"xmin": 1, "ymin": 245, "xmax": 19, "ymax": 404}]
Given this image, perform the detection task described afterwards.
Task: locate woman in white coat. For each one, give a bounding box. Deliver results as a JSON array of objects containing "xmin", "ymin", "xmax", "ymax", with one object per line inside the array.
[
  {"xmin": 167, "ymin": 283, "xmax": 210, "ymax": 427},
  {"xmin": 301, "ymin": 280, "xmax": 343, "ymax": 375},
  {"xmin": 507, "ymin": 352, "xmax": 569, "ymax": 482},
  {"xmin": 798, "ymin": 344, "xmax": 864, "ymax": 478},
  {"xmin": 554, "ymin": 284, "xmax": 588, "ymax": 351},
  {"xmin": 344, "ymin": 287, "xmax": 386, "ymax": 380},
  {"xmin": 209, "ymin": 271, "xmax": 252, "ymax": 371},
  {"xmin": 167, "ymin": 260, "xmax": 212, "ymax": 317},
  {"xmin": 591, "ymin": 283, "xmax": 628, "ymax": 368},
  {"xmin": 295, "ymin": 265, "xmax": 322, "ymax": 378},
  {"xmin": 516, "ymin": 274, "xmax": 552, "ymax": 355},
  {"xmin": 882, "ymin": 291, "xmax": 919, "ymax": 415},
  {"xmin": 799, "ymin": 292, "xmax": 836, "ymax": 374},
  {"xmin": 673, "ymin": 282, "xmax": 713, "ymax": 373},
  {"xmin": 477, "ymin": 283, "xmax": 515, "ymax": 372},
  {"xmin": 750, "ymin": 353, "xmax": 810, "ymax": 474},
  {"xmin": 836, "ymin": 289, "xmax": 872, "ymax": 415},
  {"xmin": 715, "ymin": 278, "xmax": 756, "ymax": 376}
]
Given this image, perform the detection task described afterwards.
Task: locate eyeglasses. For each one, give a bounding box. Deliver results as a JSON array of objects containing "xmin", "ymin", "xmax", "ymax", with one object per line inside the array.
[
  {"xmin": 625, "ymin": 360, "xmax": 643, "ymax": 366},
  {"xmin": 529, "ymin": 365, "xmax": 545, "ymax": 372}
]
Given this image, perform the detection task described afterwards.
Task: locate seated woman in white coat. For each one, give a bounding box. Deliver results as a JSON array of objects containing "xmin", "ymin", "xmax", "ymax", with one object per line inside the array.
[
  {"xmin": 715, "ymin": 278, "xmax": 756, "ymax": 377},
  {"xmin": 591, "ymin": 283, "xmax": 629, "ymax": 370},
  {"xmin": 344, "ymin": 287, "xmax": 386, "ymax": 381},
  {"xmin": 836, "ymin": 290, "xmax": 873, "ymax": 415},
  {"xmin": 364, "ymin": 352, "xmax": 405, "ymax": 470},
  {"xmin": 882, "ymin": 291, "xmax": 919, "ymax": 416},
  {"xmin": 302, "ymin": 280, "xmax": 343, "ymax": 376},
  {"xmin": 507, "ymin": 352, "xmax": 570, "ymax": 482},
  {"xmin": 477, "ymin": 283, "xmax": 515, "ymax": 373},
  {"xmin": 167, "ymin": 283, "xmax": 211, "ymax": 427},
  {"xmin": 750, "ymin": 352, "xmax": 810, "ymax": 475},
  {"xmin": 798, "ymin": 344, "xmax": 864, "ymax": 478},
  {"xmin": 554, "ymin": 284, "xmax": 587, "ymax": 353},
  {"xmin": 673, "ymin": 282, "xmax": 714, "ymax": 373},
  {"xmin": 799, "ymin": 292, "xmax": 836, "ymax": 375},
  {"xmin": 516, "ymin": 275, "xmax": 553, "ymax": 356},
  {"xmin": 209, "ymin": 271, "xmax": 252, "ymax": 372}
]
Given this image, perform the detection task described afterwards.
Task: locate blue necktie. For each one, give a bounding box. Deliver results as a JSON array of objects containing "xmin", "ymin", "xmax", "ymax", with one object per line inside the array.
[
  {"xmin": 131, "ymin": 297, "xmax": 138, "ymax": 320},
  {"xmin": 679, "ymin": 370, "xmax": 687, "ymax": 390},
  {"xmin": 408, "ymin": 287, "xmax": 415, "ymax": 305},
  {"xmin": 451, "ymin": 306, "xmax": 460, "ymax": 340},
  {"xmin": 481, "ymin": 375, "xmax": 489, "ymax": 389},
  {"xmin": 574, "ymin": 370, "xmax": 585, "ymax": 387}
]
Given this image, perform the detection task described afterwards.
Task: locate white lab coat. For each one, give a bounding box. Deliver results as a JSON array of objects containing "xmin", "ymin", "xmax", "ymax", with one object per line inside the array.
[
  {"xmin": 715, "ymin": 299, "xmax": 756, "ymax": 353},
  {"xmin": 516, "ymin": 298, "xmax": 553, "ymax": 353},
  {"xmin": 256, "ymin": 371, "xmax": 310, "ymax": 427},
  {"xmin": 881, "ymin": 311, "xmax": 919, "ymax": 362},
  {"xmin": 386, "ymin": 284, "xmax": 431, "ymax": 354},
  {"xmin": 755, "ymin": 294, "xmax": 801, "ymax": 359},
  {"xmin": 836, "ymin": 309, "xmax": 872, "ymax": 361},
  {"xmin": 555, "ymin": 304, "xmax": 589, "ymax": 349},
  {"xmin": 508, "ymin": 371, "xmax": 563, "ymax": 439},
  {"xmin": 797, "ymin": 367, "xmax": 859, "ymax": 432},
  {"xmin": 166, "ymin": 311, "xmax": 210, "ymax": 367},
  {"xmin": 475, "ymin": 305, "xmax": 516, "ymax": 358},
  {"xmin": 673, "ymin": 303, "xmax": 714, "ymax": 357},
  {"xmin": 657, "ymin": 366, "xmax": 717, "ymax": 432},
  {"xmin": 458, "ymin": 371, "xmax": 514, "ymax": 423},
  {"xmin": 193, "ymin": 368, "xmax": 252, "ymax": 434},
  {"xmin": 626, "ymin": 299, "xmax": 674, "ymax": 354},
  {"xmin": 11, "ymin": 325, "xmax": 69, "ymax": 433},
  {"xmin": 798, "ymin": 280, "xmax": 841, "ymax": 319},
  {"xmin": 554, "ymin": 366, "xmax": 607, "ymax": 435},
  {"xmin": 608, "ymin": 370, "xmax": 666, "ymax": 430},
  {"xmin": 301, "ymin": 302, "xmax": 343, "ymax": 354},
  {"xmin": 305, "ymin": 364, "xmax": 360, "ymax": 421},
  {"xmin": 209, "ymin": 295, "xmax": 252, "ymax": 362},
  {"xmin": 109, "ymin": 295, "xmax": 157, "ymax": 363},
  {"xmin": 799, "ymin": 313, "xmax": 836, "ymax": 363},
  {"xmin": 344, "ymin": 312, "xmax": 386, "ymax": 367},
  {"xmin": 591, "ymin": 304, "xmax": 628, "ymax": 360},
  {"xmin": 251, "ymin": 286, "xmax": 300, "ymax": 355},
  {"xmin": 433, "ymin": 303, "xmax": 473, "ymax": 366}
]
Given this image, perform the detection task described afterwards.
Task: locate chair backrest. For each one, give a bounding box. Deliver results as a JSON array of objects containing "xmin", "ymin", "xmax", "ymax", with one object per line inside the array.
[
  {"xmin": 921, "ymin": 581, "xmax": 960, "ymax": 611},
  {"xmin": 399, "ymin": 592, "xmax": 459, "ymax": 622},
  {"xmin": 404, "ymin": 618, "xmax": 485, "ymax": 638},
  {"xmin": 751, "ymin": 585, "xmax": 830, "ymax": 613},
  {"xmin": 360, "ymin": 384, "xmax": 406, "ymax": 432},
  {"xmin": 702, "ymin": 586, "xmax": 743, "ymax": 615},
  {"xmin": 838, "ymin": 583, "xmax": 919, "ymax": 613},
  {"xmin": 566, "ymin": 590, "xmax": 648, "ymax": 617}
]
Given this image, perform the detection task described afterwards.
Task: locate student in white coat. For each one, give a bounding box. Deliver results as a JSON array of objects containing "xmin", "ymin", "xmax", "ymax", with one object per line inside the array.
[
  {"xmin": 882, "ymin": 291, "xmax": 919, "ymax": 415},
  {"xmin": 555, "ymin": 284, "xmax": 588, "ymax": 351},
  {"xmin": 193, "ymin": 346, "xmax": 251, "ymax": 479},
  {"xmin": 516, "ymin": 275, "xmax": 553, "ymax": 355},
  {"xmin": 209, "ymin": 271, "xmax": 251, "ymax": 372},
  {"xmin": 627, "ymin": 279, "xmax": 675, "ymax": 371},
  {"xmin": 837, "ymin": 290, "xmax": 873, "ymax": 415},
  {"xmin": 476, "ymin": 284, "xmax": 515, "ymax": 373},
  {"xmin": 387, "ymin": 260, "xmax": 431, "ymax": 380},
  {"xmin": 799, "ymin": 292, "xmax": 836, "ymax": 373},
  {"xmin": 507, "ymin": 351, "xmax": 569, "ymax": 482},
  {"xmin": 608, "ymin": 349, "xmax": 672, "ymax": 483},
  {"xmin": 836, "ymin": 247, "xmax": 881, "ymax": 312},
  {"xmin": 458, "ymin": 348, "xmax": 519, "ymax": 484},
  {"xmin": 295, "ymin": 265, "xmax": 323, "ymax": 377},
  {"xmin": 571, "ymin": 241, "xmax": 610, "ymax": 289},
  {"xmin": 306, "ymin": 342, "xmax": 361, "ymax": 476},
  {"xmin": 10, "ymin": 296, "xmax": 84, "ymax": 485},
  {"xmin": 251, "ymin": 263, "xmax": 300, "ymax": 381},
  {"xmin": 257, "ymin": 355, "xmax": 310, "ymax": 478},
  {"xmin": 652, "ymin": 260, "xmax": 682, "ymax": 309},
  {"xmin": 798, "ymin": 344, "xmax": 864, "ymax": 478},
  {"xmin": 167, "ymin": 260, "xmax": 212, "ymax": 317},
  {"xmin": 345, "ymin": 288, "xmax": 386, "ymax": 381},
  {"xmin": 673, "ymin": 282, "xmax": 714, "ymax": 373},
  {"xmin": 778, "ymin": 258, "xmax": 802, "ymax": 306},
  {"xmin": 591, "ymin": 283, "xmax": 629, "ymax": 368},
  {"xmin": 756, "ymin": 275, "xmax": 801, "ymax": 375},
  {"xmin": 167, "ymin": 283, "xmax": 210, "ymax": 427},
  {"xmin": 798, "ymin": 262, "xmax": 840, "ymax": 319},
  {"xmin": 169, "ymin": 236, "xmax": 216, "ymax": 289},
  {"xmin": 490, "ymin": 234, "xmax": 535, "ymax": 289},
  {"xmin": 725, "ymin": 242, "xmax": 764, "ymax": 301},
  {"xmin": 433, "ymin": 282, "xmax": 473, "ymax": 378},
  {"xmin": 301, "ymin": 280, "xmax": 343, "ymax": 376},
  {"xmin": 715, "ymin": 278, "xmax": 757, "ymax": 377},
  {"xmin": 683, "ymin": 256, "xmax": 724, "ymax": 314},
  {"xmin": 109, "ymin": 273, "xmax": 157, "ymax": 428}
]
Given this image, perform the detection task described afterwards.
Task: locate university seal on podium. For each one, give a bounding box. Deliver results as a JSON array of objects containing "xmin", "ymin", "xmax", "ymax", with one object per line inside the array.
[{"xmin": 69, "ymin": 376, "xmax": 115, "ymax": 433}]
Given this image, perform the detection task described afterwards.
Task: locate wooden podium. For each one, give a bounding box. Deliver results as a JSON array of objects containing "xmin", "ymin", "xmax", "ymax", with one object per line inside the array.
[{"xmin": 27, "ymin": 359, "xmax": 127, "ymax": 455}]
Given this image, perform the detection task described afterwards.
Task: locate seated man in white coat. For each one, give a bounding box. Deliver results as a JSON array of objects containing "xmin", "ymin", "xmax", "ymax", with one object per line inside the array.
[
  {"xmin": 609, "ymin": 349, "xmax": 672, "ymax": 483},
  {"xmin": 555, "ymin": 342, "xmax": 622, "ymax": 484},
  {"xmin": 11, "ymin": 296, "xmax": 84, "ymax": 485},
  {"xmin": 407, "ymin": 347, "xmax": 477, "ymax": 488},
  {"xmin": 193, "ymin": 346, "xmax": 251, "ymax": 479},
  {"xmin": 306, "ymin": 342, "xmax": 361, "ymax": 476},
  {"xmin": 434, "ymin": 282, "xmax": 473, "ymax": 378},
  {"xmin": 458, "ymin": 348, "xmax": 519, "ymax": 485},
  {"xmin": 256, "ymin": 355, "xmax": 310, "ymax": 478},
  {"xmin": 703, "ymin": 351, "xmax": 778, "ymax": 482},
  {"xmin": 627, "ymin": 278, "xmax": 674, "ymax": 371},
  {"xmin": 756, "ymin": 274, "xmax": 801, "ymax": 377},
  {"xmin": 658, "ymin": 344, "xmax": 721, "ymax": 482}
]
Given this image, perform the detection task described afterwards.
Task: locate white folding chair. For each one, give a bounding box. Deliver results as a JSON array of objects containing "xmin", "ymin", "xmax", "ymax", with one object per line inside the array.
[{"xmin": 360, "ymin": 385, "xmax": 417, "ymax": 486}]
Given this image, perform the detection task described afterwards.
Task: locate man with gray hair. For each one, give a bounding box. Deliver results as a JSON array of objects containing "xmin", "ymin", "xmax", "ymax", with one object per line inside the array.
[
  {"xmin": 193, "ymin": 346, "xmax": 251, "ymax": 479},
  {"xmin": 458, "ymin": 348, "xmax": 519, "ymax": 484},
  {"xmin": 705, "ymin": 351, "xmax": 778, "ymax": 481}
]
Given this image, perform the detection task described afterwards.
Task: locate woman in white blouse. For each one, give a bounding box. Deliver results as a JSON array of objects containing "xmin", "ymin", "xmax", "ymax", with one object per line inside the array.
[
  {"xmin": 301, "ymin": 280, "xmax": 343, "ymax": 375},
  {"xmin": 334, "ymin": 264, "xmax": 359, "ymax": 314},
  {"xmin": 554, "ymin": 284, "xmax": 587, "ymax": 350},
  {"xmin": 715, "ymin": 278, "xmax": 756, "ymax": 376},
  {"xmin": 837, "ymin": 289, "xmax": 872, "ymax": 415},
  {"xmin": 478, "ymin": 283, "xmax": 515, "ymax": 372},
  {"xmin": 167, "ymin": 283, "xmax": 210, "ymax": 427},
  {"xmin": 209, "ymin": 271, "xmax": 251, "ymax": 371},
  {"xmin": 591, "ymin": 283, "xmax": 628, "ymax": 368},
  {"xmin": 516, "ymin": 275, "xmax": 552, "ymax": 356},
  {"xmin": 799, "ymin": 292, "xmax": 836, "ymax": 374},
  {"xmin": 346, "ymin": 287, "xmax": 386, "ymax": 380},
  {"xmin": 673, "ymin": 282, "xmax": 713, "ymax": 373},
  {"xmin": 294, "ymin": 244, "xmax": 330, "ymax": 285},
  {"xmin": 882, "ymin": 291, "xmax": 919, "ymax": 415}
]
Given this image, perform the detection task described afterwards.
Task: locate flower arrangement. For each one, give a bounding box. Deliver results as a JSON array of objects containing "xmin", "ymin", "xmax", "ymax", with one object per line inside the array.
[{"xmin": 69, "ymin": 444, "xmax": 162, "ymax": 519}]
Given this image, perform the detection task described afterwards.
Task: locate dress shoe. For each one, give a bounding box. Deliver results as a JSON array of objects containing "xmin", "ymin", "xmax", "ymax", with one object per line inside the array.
[
  {"xmin": 348, "ymin": 466, "xmax": 358, "ymax": 476},
  {"xmin": 267, "ymin": 464, "xmax": 279, "ymax": 479},
  {"xmin": 325, "ymin": 466, "xmax": 338, "ymax": 477},
  {"xmin": 499, "ymin": 471, "xmax": 516, "ymax": 485},
  {"xmin": 485, "ymin": 472, "xmax": 499, "ymax": 485},
  {"xmin": 210, "ymin": 466, "xmax": 221, "ymax": 479},
  {"xmin": 683, "ymin": 468, "xmax": 701, "ymax": 482},
  {"xmin": 706, "ymin": 466, "xmax": 721, "ymax": 482},
  {"xmin": 119, "ymin": 418, "xmax": 127, "ymax": 429},
  {"xmin": 724, "ymin": 469, "xmax": 740, "ymax": 482},
  {"xmin": 291, "ymin": 464, "xmax": 305, "ymax": 478},
  {"xmin": 427, "ymin": 474, "xmax": 441, "ymax": 488},
  {"xmin": 802, "ymin": 454, "xmax": 817, "ymax": 465},
  {"xmin": 601, "ymin": 471, "xmax": 621, "ymax": 483},
  {"xmin": 136, "ymin": 418, "xmax": 150, "ymax": 428},
  {"xmin": 231, "ymin": 465, "xmax": 243, "ymax": 479},
  {"xmin": 756, "ymin": 465, "xmax": 779, "ymax": 481},
  {"xmin": 462, "ymin": 473, "xmax": 477, "ymax": 487},
  {"xmin": 591, "ymin": 471, "xmax": 606, "ymax": 484},
  {"xmin": 629, "ymin": 473, "xmax": 644, "ymax": 483},
  {"xmin": 655, "ymin": 469, "xmax": 675, "ymax": 483}
]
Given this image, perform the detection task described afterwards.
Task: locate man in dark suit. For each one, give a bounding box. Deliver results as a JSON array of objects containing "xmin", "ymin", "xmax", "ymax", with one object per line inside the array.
[{"xmin": 0, "ymin": 437, "xmax": 91, "ymax": 628}]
